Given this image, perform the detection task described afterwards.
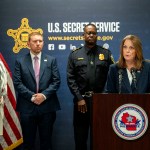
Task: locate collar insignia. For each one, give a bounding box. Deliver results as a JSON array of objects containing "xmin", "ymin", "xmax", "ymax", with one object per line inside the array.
[{"xmin": 77, "ymin": 58, "xmax": 84, "ymax": 60}]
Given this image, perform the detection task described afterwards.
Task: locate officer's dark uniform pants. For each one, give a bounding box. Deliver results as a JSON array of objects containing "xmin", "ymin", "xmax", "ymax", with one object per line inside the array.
[{"xmin": 73, "ymin": 97, "xmax": 92, "ymax": 150}]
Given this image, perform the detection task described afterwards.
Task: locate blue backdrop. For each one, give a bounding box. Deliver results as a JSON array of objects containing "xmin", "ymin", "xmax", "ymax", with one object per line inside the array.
[{"xmin": 0, "ymin": 0, "xmax": 150, "ymax": 149}]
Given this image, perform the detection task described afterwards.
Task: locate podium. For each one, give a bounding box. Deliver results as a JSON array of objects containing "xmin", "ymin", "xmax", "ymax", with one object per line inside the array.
[{"xmin": 92, "ymin": 94, "xmax": 150, "ymax": 150}]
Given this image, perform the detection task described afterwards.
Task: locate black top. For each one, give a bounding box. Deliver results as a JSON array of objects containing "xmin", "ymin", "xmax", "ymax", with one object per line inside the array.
[{"xmin": 67, "ymin": 45, "xmax": 114, "ymax": 102}]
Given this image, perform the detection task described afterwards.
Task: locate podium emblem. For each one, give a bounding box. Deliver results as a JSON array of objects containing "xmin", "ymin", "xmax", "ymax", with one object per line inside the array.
[{"xmin": 112, "ymin": 104, "xmax": 148, "ymax": 140}]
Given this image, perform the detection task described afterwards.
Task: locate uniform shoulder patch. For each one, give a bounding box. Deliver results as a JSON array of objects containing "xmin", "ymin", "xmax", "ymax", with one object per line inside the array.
[{"xmin": 110, "ymin": 54, "xmax": 115, "ymax": 64}]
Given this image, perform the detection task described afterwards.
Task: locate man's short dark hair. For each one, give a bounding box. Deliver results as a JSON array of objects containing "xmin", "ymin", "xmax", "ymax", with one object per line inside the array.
[{"xmin": 83, "ymin": 23, "xmax": 97, "ymax": 32}]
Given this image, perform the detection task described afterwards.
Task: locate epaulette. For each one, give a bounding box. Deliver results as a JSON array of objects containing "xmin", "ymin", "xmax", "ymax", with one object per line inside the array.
[
  {"xmin": 72, "ymin": 47, "xmax": 82, "ymax": 52},
  {"xmin": 102, "ymin": 46, "xmax": 107, "ymax": 50},
  {"xmin": 145, "ymin": 59, "xmax": 150, "ymax": 62},
  {"xmin": 110, "ymin": 55, "xmax": 115, "ymax": 64}
]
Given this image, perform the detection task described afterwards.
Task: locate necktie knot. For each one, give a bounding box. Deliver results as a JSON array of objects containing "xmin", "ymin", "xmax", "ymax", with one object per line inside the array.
[{"xmin": 34, "ymin": 56, "xmax": 39, "ymax": 61}]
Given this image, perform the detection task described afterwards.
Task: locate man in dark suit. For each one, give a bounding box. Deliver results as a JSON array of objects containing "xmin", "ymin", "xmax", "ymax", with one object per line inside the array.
[{"xmin": 14, "ymin": 32, "xmax": 60, "ymax": 150}]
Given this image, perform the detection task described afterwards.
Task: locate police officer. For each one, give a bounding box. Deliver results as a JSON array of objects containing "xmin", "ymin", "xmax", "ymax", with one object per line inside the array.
[{"xmin": 67, "ymin": 23, "xmax": 114, "ymax": 150}]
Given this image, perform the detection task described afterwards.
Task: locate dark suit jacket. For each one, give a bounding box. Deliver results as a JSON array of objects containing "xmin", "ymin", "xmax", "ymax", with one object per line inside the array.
[
  {"xmin": 14, "ymin": 52, "xmax": 61, "ymax": 113},
  {"xmin": 105, "ymin": 61, "xmax": 150, "ymax": 93}
]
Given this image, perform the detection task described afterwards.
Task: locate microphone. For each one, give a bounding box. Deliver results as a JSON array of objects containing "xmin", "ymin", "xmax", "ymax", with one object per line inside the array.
[
  {"xmin": 131, "ymin": 67, "xmax": 137, "ymax": 89},
  {"xmin": 118, "ymin": 69, "xmax": 123, "ymax": 94}
]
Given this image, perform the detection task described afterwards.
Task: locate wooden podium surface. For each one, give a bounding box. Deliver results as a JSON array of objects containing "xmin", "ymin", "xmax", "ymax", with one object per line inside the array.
[{"xmin": 92, "ymin": 94, "xmax": 150, "ymax": 150}]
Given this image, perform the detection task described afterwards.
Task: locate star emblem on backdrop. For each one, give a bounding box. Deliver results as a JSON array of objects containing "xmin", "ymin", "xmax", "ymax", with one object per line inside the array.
[{"xmin": 7, "ymin": 18, "xmax": 43, "ymax": 53}]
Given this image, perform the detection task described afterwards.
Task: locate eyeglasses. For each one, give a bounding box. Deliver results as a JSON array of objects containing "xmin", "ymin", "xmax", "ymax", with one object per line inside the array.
[{"xmin": 84, "ymin": 32, "xmax": 97, "ymax": 35}]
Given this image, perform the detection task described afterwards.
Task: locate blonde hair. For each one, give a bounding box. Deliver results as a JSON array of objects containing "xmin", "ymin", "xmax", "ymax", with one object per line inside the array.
[{"xmin": 28, "ymin": 32, "xmax": 43, "ymax": 41}]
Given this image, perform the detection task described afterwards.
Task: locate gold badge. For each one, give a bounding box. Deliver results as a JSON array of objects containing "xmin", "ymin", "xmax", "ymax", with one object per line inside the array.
[
  {"xmin": 7, "ymin": 18, "xmax": 43, "ymax": 53},
  {"xmin": 99, "ymin": 54, "xmax": 104, "ymax": 60}
]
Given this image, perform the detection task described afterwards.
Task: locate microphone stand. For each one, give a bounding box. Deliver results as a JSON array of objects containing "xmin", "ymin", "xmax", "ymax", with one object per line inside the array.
[
  {"xmin": 131, "ymin": 68, "xmax": 137, "ymax": 90},
  {"xmin": 118, "ymin": 69, "xmax": 123, "ymax": 94}
]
